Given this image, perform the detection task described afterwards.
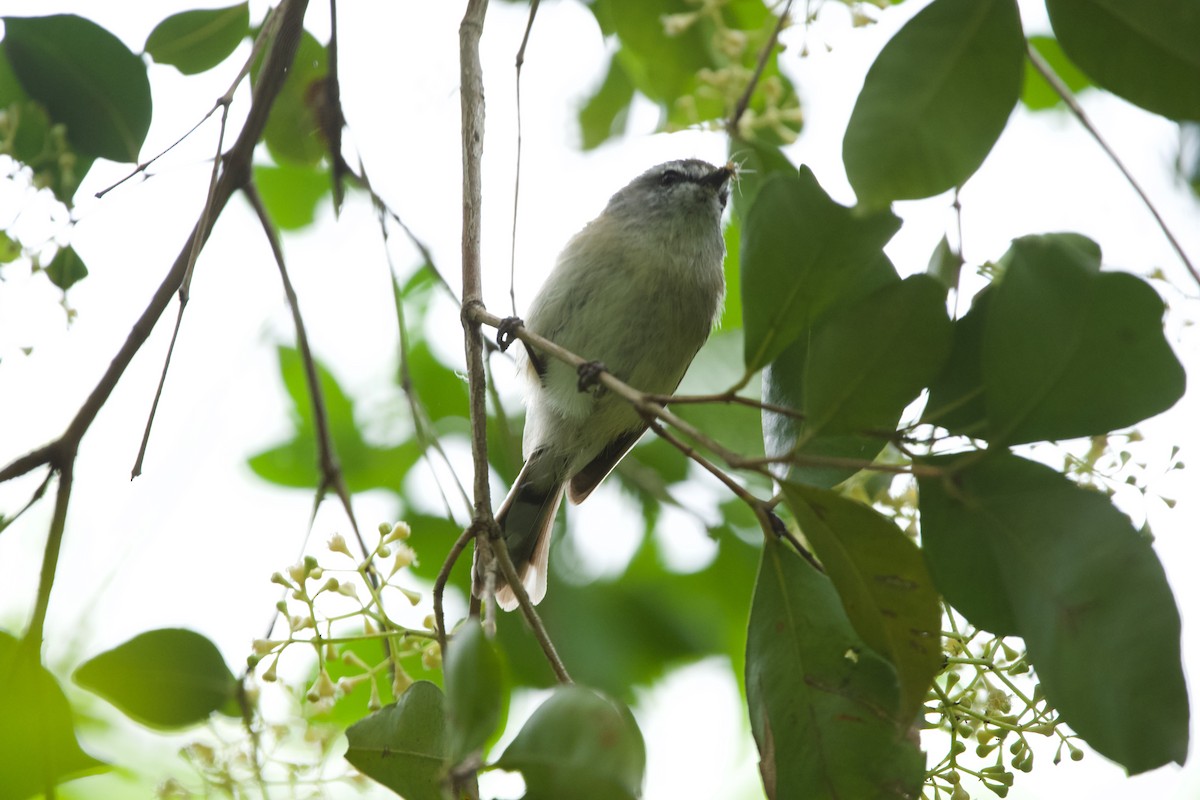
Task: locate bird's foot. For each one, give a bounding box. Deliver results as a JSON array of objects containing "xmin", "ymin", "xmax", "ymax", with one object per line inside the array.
[
  {"xmin": 576, "ymin": 360, "xmax": 608, "ymax": 392},
  {"xmin": 496, "ymin": 316, "xmax": 524, "ymax": 352}
]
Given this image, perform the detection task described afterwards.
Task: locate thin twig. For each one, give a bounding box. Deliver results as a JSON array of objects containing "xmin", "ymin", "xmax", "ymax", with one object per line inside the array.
[
  {"xmin": 131, "ymin": 100, "xmax": 232, "ymax": 479},
  {"xmin": 243, "ymin": 182, "xmax": 370, "ymax": 560},
  {"xmin": 433, "ymin": 524, "xmax": 478, "ymax": 659},
  {"xmin": 647, "ymin": 390, "xmax": 806, "ymax": 421},
  {"xmin": 24, "ymin": 451, "xmax": 74, "ymax": 644},
  {"xmin": 728, "ymin": 0, "xmax": 794, "ymax": 134},
  {"xmin": 509, "ymin": 0, "xmax": 541, "ymax": 316},
  {"xmin": 491, "ymin": 528, "xmax": 571, "ymax": 684},
  {"xmin": 0, "ymin": 469, "xmax": 53, "ymax": 536},
  {"xmin": 1025, "ymin": 39, "xmax": 1199, "ymax": 288}
]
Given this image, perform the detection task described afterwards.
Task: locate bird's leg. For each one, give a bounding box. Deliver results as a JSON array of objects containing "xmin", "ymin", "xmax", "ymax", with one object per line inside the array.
[{"xmin": 495, "ymin": 316, "xmax": 524, "ymax": 352}]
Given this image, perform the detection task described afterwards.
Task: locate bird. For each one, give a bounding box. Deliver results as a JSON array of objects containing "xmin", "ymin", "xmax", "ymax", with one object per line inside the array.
[{"xmin": 474, "ymin": 158, "xmax": 734, "ymax": 610}]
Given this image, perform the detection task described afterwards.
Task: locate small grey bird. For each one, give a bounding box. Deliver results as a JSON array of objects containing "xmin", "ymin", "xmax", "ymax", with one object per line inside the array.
[{"xmin": 476, "ymin": 159, "xmax": 733, "ymax": 610}]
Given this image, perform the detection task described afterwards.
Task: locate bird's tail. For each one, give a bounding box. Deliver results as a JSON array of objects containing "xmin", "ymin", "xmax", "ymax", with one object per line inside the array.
[{"xmin": 471, "ymin": 458, "xmax": 563, "ymax": 611}]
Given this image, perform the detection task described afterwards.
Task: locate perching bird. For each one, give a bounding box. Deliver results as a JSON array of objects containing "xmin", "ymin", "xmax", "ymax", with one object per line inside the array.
[{"xmin": 475, "ymin": 159, "xmax": 734, "ymax": 610}]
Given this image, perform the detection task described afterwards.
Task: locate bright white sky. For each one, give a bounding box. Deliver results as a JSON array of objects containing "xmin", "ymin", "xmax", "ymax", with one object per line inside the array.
[{"xmin": 1, "ymin": 1, "xmax": 1198, "ymax": 799}]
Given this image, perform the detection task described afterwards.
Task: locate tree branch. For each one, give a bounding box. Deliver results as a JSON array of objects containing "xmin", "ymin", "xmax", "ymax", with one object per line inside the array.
[
  {"xmin": 728, "ymin": 0, "xmax": 794, "ymax": 134},
  {"xmin": 1025, "ymin": 39, "xmax": 1199, "ymax": 288}
]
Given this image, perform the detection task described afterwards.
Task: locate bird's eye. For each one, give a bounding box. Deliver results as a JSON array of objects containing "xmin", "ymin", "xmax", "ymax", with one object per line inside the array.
[{"xmin": 659, "ymin": 169, "xmax": 683, "ymax": 187}]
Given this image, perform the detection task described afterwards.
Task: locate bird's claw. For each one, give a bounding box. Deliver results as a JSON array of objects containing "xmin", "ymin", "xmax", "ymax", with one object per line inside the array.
[
  {"xmin": 577, "ymin": 360, "xmax": 607, "ymax": 392},
  {"xmin": 496, "ymin": 316, "xmax": 524, "ymax": 352}
]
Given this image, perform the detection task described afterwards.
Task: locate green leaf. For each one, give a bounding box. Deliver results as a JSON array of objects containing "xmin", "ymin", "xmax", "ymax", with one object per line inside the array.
[
  {"xmin": 73, "ymin": 628, "xmax": 238, "ymax": 730},
  {"xmin": 984, "ymin": 234, "xmax": 1183, "ymax": 443},
  {"xmin": 764, "ymin": 275, "xmax": 950, "ymax": 487},
  {"xmin": 252, "ymin": 28, "xmax": 327, "ymax": 166},
  {"xmin": 247, "ymin": 346, "xmax": 421, "ymax": 493},
  {"xmin": 45, "ymin": 246, "xmax": 88, "ymax": 291},
  {"xmin": 843, "ymin": 0, "xmax": 1024, "ymax": 206},
  {"xmin": 253, "ymin": 162, "xmax": 331, "ymax": 230},
  {"xmin": 925, "ymin": 234, "xmax": 962, "ymax": 292},
  {"xmin": 1046, "ymin": 0, "xmax": 1200, "ymax": 121},
  {"xmin": 497, "ymin": 686, "xmax": 645, "ymax": 800},
  {"xmin": 728, "ymin": 137, "xmax": 794, "ymax": 221},
  {"xmin": 0, "ymin": 633, "xmax": 109, "ymax": 799},
  {"xmin": 578, "ymin": 53, "xmax": 634, "ymax": 150},
  {"xmin": 3, "ymin": 14, "xmax": 152, "ymax": 163},
  {"xmin": 443, "ymin": 620, "xmax": 506, "ymax": 762},
  {"xmin": 781, "ymin": 483, "xmax": 941, "ymax": 725},
  {"xmin": 0, "ymin": 230, "xmax": 22, "ymax": 263},
  {"xmin": 344, "ymin": 681, "xmax": 449, "ymax": 800},
  {"xmin": 590, "ymin": 0, "xmax": 709, "ymax": 105},
  {"xmin": 922, "ymin": 289, "xmax": 990, "ymax": 435},
  {"xmin": 1022, "ymin": 35, "xmax": 1092, "ymax": 111},
  {"xmin": 144, "ymin": 3, "xmax": 249, "ymax": 75},
  {"xmin": 746, "ymin": 537, "xmax": 924, "ymax": 800},
  {"xmin": 919, "ymin": 452, "xmax": 1188, "ymax": 773},
  {"xmin": 740, "ymin": 167, "xmax": 900, "ymax": 373}
]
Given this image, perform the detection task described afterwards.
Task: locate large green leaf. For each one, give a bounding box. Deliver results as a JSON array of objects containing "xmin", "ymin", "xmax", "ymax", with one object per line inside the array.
[
  {"xmin": 746, "ymin": 537, "xmax": 924, "ymax": 799},
  {"xmin": 986, "ymin": 235, "xmax": 1182, "ymax": 443},
  {"xmin": 144, "ymin": 3, "xmax": 249, "ymax": 75},
  {"xmin": 781, "ymin": 483, "xmax": 941, "ymax": 725},
  {"xmin": 443, "ymin": 620, "xmax": 506, "ymax": 762},
  {"xmin": 925, "ymin": 234, "xmax": 1185, "ymax": 442},
  {"xmin": 3, "ymin": 14, "xmax": 151, "ymax": 163},
  {"xmin": 740, "ymin": 168, "xmax": 900, "ymax": 373},
  {"xmin": 843, "ymin": 0, "xmax": 1024, "ymax": 206},
  {"xmin": 1046, "ymin": 0, "xmax": 1200, "ymax": 121},
  {"xmin": 73, "ymin": 629, "xmax": 238, "ymax": 729},
  {"xmin": 344, "ymin": 681, "xmax": 449, "ymax": 800},
  {"xmin": 497, "ymin": 686, "xmax": 645, "ymax": 800},
  {"xmin": 0, "ymin": 633, "xmax": 108, "ymax": 800},
  {"xmin": 919, "ymin": 452, "xmax": 1188, "ymax": 774},
  {"xmin": 764, "ymin": 275, "xmax": 952, "ymax": 487}
]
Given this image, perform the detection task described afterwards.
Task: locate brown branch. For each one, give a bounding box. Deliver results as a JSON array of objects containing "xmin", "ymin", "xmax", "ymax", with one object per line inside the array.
[
  {"xmin": 1025, "ymin": 39, "xmax": 1199, "ymax": 288},
  {"xmin": 491, "ymin": 528, "xmax": 571, "ymax": 684},
  {"xmin": 728, "ymin": 0, "xmax": 794, "ymax": 134},
  {"xmin": 24, "ymin": 450, "xmax": 74, "ymax": 644},
  {"xmin": 242, "ymin": 182, "xmax": 370, "ymax": 560}
]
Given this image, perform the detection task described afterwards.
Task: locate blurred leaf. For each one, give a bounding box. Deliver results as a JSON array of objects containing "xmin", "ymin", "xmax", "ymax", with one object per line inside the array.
[
  {"xmin": 252, "ymin": 28, "xmax": 327, "ymax": 166},
  {"xmin": 0, "ymin": 230, "xmax": 21, "ymax": 263},
  {"xmin": 3, "ymin": 14, "xmax": 151, "ymax": 163},
  {"xmin": 409, "ymin": 341, "xmax": 469, "ymax": 423},
  {"xmin": 443, "ymin": 620, "xmax": 507, "ymax": 763},
  {"xmin": 1046, "ymin": 0, "xmax": 1200, "ymax": 121},
  {"xmin": 144, "ymin": 3, "xmax": 249, "ymax": 75},
  {"xmin": 673, "ymin": 330, "xmax": 764, "ymax": 459},
  {"xmin": 579, "ymin": 53, "xmax": 634, "ymax": 150},
  {"xmin": 344, "ymin": 681, "xmax": 449, "ymax": 800},
  {"xmin": 781, "ymin": 483, "xmax": 941, "ymax": 724},
  {"xmin": 1022, "ymin": 35, "xmax": 1092, "ymax": 111},
  {"xmin": 498, "ymin": 525, "xmax": 760, "ymax": 698},
  {"xmin": 0, "ymin": 633, "xmax": 109, "ymax": 799},
  {"xmin": 843, "ymin": 0, "xmax": 1023, "ymax": 206},
  {"xmin": 919, "ymin": 452, "xmax": 1188, "ymax": 773},
  {"xmin": 746, "ymin": 537, "xmax": 924, "ymax": 799},
  {"xmin": 590, "ymin": 0, "xmax": 709, "ymax": 105},
  {"xmin": 248, "ymin": 346, "xmax": 420, "ymax": 493},
  {"xmin": 253, "ymin": 162, "xmax": 331, "ymax": 229},
  {"xmin": 925, "ymin": 234, "xmax": 962, "ymax": 292},
  {"xmin": 45, "ymin": 246, "xmax": 88, "ymax": 290},
  {"xmin": 740, "ymin": 167, "xmax": 900, "ymax": 373},
  {"xmin": 73, "ymin": 629, "xmax": 238, "ymax": 730},
  {"xmin": 497, "ymin": 686, "xmax": 645, "ymax": 800}
]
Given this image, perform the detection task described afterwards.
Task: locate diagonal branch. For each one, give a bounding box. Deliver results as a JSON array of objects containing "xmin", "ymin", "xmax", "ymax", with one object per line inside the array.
[{"xmin": 1025, "ymin": 39, "xmax": 1199, "ymax": 288}]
